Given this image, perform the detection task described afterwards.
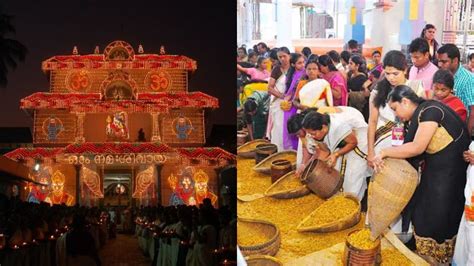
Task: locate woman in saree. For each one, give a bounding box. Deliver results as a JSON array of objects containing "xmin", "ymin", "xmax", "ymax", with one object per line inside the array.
[
  {"xmin": 367, "ymin": 51, "xmax": 426, "ymax": 165},
  {"xmin": 318, "ymin": 54, "xmax": 348, "ymax": 106},
  {"xmin": 367, "ymin": 50, "xmax": 425, "ymax": 235},
  {"xmin": 302, "ymin": 109, "xmax": 371, "ymax": 200},
  {"xmin": 237, "ymin": 56, "xmax": 270, "ymax": 81},
  {"xmin": 281, "ymin": 53, "xmax": 306, "ymax": 150},
  {"xmin": 292, "ymin": 60, "xmax": 333, "ymax": 165},
  {"xmin": 293, "ymin": 60, "xmax": 334, "ymax": 111},
  {"xmin": 373, "ymin": 85, "xmax": 469, "ymax": 264},
  {"xmin": 347, "ymin": 54, "xmax": 371, "ymax": 121},
  {"xmin": 266, "ymin": 47, "xmax": 290, "ymax": 151}
]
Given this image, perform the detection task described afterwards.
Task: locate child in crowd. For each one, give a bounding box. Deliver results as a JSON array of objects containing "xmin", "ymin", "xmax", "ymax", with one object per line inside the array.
[{"xmin": 432, "ymin": 69, "xmax": 467, "ymax": 121}]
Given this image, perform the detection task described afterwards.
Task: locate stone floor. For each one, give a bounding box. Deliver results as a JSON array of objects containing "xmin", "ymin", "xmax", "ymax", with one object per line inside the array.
[{"xmin": 99, "ymin": 234, "xmax": 151, "ymax": 266}]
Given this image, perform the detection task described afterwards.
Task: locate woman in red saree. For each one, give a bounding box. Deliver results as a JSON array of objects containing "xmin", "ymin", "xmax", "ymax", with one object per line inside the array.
[{"xmin": 318, "ymin": 55, "xmax": 348, "ymax": 106}]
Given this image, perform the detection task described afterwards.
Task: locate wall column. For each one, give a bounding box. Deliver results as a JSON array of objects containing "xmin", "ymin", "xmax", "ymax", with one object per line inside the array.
[
  {"xmin": 151, "ymin": 112, "xmax": 161, "ymax": 142},
  {"xmin": 276, "ymin": 0, "xmax": 293, "ymax": 50},
  {"xmin": 344, "ymin": 0, "xmax": 366, "ymax": 46},
  {"xmin": 155, "ymin": 164, "xmax": 163, "ymax": 205},
  {"xmin": 74, "ymin": 164, "xmax": 81, "ymax": 206},
  {"xmin": 75, "ymin": 113, "xmax": 85, "ymax": 143},
  {"xmin": 399, "ymin": 0, "xmax": 425, "ymax": 46}
]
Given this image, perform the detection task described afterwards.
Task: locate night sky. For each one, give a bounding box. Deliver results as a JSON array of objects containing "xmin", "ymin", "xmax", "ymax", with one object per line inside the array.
[{"xmin": 0, "ymin": 0, "xmax": 236, "ymax": 129}]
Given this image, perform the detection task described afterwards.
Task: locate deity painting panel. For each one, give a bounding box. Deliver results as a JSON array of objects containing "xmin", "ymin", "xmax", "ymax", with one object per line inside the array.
[
  {"xmin": 42, "ymin": 116, "xmax": 64, "ymax": 142},
  {"xmin": 172, "ymin": 115, "xmax": 193, "ymax": 140},
  {"xmin": 168, "ymin": 166, "xmax": 196, "ymax": 206},
  {"xmin": 27, "ymin": 166, "xmax": 52, "ymax": 204},
  {"xmin": 105, "ymin": 81, "xmax": 133, "ymax": 100},
  {"xmin": 106, "ymin": 111, "xmax": 130, "ymax": 141},
  {"xmin": 44, "ymin": 170, "xmax": 74, "ymax": 206},
  {"xmin": 193, "ymin": 169, "xmax": 217, "ymax": 206},
  {"xmin": 108, "ymin": 47, "xmax": 131, "ymax": 60},
  {"xmin": 167, "ymin": 167, "xmax": 217, "ymax": 207}
]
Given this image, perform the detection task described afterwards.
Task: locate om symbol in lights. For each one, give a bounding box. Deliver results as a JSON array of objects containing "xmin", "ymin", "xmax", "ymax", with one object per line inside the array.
[
  {"xmin": 147, "ymin": 70, "xmax": 171, "ymax": 92},
  {"xmin": 67, "ymin": 70, "xmax": 90, "ymax": 92}
]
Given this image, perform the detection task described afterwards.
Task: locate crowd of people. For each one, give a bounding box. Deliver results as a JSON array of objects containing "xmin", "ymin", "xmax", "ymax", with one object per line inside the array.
[
  {"xmin": 0, "ymin": 194, "xmax": 106, "ymax": 265},
  {"xmin": 135, "ymin": 199, "xmax": 236, "ymax": 266},
  {"xmin": 0, "ymin": 191, "xmax": 236, "ymax": 266},
  {"xmin": 237, "ymin": 23, "xmax": 474, "ymax": 265}
]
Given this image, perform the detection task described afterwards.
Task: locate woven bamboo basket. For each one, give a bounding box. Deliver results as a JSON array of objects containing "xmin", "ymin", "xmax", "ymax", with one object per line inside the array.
[
  {"xmin": 297, "ymin": 193, "xmax": 361, "ymax": 233},
  {"xmin": 253, "ymin": 151, "xmax": 297, "ymax": 175},
  {"xmin": 245, "ymin": 255, "xmax": 283, "ymax": 266},
  {"xmin": 264, "ymin": 171, "xmax": 311, "ymax": 199},
  {"xmin": 368, "ymin": 158, "xmax": 418, "ymax": 240},
  {"xmin": 238, "ymin": 217, "xmax": 281, "ymax": 257},
  {"xmin": 237, "ymin": 139, "xmax": 270, "ymax": 158}
]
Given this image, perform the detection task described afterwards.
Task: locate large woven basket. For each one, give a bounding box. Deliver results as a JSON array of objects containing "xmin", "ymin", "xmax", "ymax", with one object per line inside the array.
[
  {"xmin": 297, "ymin": 193, "xmax": 361, "ymax": 233},
  {"xmin": 237, "ymin": 139, "xmax": 270, "ymax": 158},
  {"xmin": 238, "ymin": 217, "xmax": 281, "ymax": 257},
  {"xmin": 253, "ymin": 151, "xmax": 297, "ymax": 175},
  {"xmin": 245, "ymin": 255, "xmax": 283, "ymax": 266},
  {"xmin": 368, "ymin": 158, "xmax": 418, "ymax": 240},
  {"xmin": 264, "ymin": 171, "xmax": 311, "ymax": 199}
]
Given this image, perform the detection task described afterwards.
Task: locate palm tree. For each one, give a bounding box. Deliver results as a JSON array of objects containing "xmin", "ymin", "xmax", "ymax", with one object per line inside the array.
[{"xmin": 0, "ymin": 11, "xmax": 27, "ymax": 87}]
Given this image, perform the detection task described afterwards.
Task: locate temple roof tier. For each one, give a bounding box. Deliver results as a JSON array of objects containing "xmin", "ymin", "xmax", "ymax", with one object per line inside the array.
[
  {"xmin": 63, "ymin": 142, "xmax": 175, "ymax": 154},
  {"xmin": 5, "ymin": 144, "xmax": 235, "ymax": 163},
  {"xmin": 42, "ymin": 54, "xmax": 197, "ymax": 72},
  {"xmin": 4, "ymin": 147, "xmax": 64, "ymax": 161},
  {"xmin": 20, "ymin": 92, "xmax": 219, "ymax": 112}
]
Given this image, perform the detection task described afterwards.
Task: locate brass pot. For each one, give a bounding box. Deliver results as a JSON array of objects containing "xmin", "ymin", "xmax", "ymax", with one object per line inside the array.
[{"xmin": 270, "ymin": 159, "xmax": 292, "ymax": 183}]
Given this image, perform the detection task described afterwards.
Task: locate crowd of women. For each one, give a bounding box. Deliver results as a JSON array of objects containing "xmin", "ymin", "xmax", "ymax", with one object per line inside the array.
[
  {"xmin": 135, "ymin": 199, "xmax": 236, "ymax": 266},
  {"xmin": 237, "ymin": 24, "xmax": 474, "ymax": 265},
  {"xmin": 0, "ymin": 192, "xmax": 236, "ymax": 266},
  {"xmin": 0, "ymin": 195, "xmax": 105, "ymax": 265}
]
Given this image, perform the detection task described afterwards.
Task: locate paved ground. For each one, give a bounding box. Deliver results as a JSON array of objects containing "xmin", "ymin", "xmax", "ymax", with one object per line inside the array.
[{"xmin": 99, "ymin": 234, "xmax": 151, "ymax": 266}]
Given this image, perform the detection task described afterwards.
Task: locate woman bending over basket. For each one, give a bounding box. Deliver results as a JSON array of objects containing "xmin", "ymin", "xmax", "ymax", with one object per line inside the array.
[
  {"xmin": 301, "ymin": 108, "xmax": 371, "ymax": 200},
  {"xmin": 372, "ymin": 85, "xmax": 469, "ymax": 264}
]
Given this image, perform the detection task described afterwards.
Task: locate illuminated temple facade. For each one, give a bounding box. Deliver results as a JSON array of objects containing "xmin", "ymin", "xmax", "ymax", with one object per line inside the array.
[{"xmin": 5, "ymin": 41, "xmax": 234, "ymax": 207}]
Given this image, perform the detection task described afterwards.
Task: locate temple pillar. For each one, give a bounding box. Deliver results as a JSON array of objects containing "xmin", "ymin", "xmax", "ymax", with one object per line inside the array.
[
  {"xmin": 151, "ymin": 112, "xmax": 161, "ymax": 142},
  {"xmin": 155, "ymin": 164, "xmax": 163, "ymax": 205},
  {"xmin": 344, "ymin": 0, "xmax": 366, "ymax": 46},
  {"xmin": 74, "ymin": 164, "xmax": 81, "ymax": 206},
  {"xmin": 276, "ymin": 0, "xmax": 293, "ymax": 50},
  {"xmin": 241, "ymin": 0, "xmax": 253, "ymax": 47},
  {"xmin": 75, "ymin": 112, "xmax": 85, "ymax": 143}
]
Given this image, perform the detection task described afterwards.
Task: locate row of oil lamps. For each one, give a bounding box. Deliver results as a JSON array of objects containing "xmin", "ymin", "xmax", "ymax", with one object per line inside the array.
[
  {"xmin": 1, "ymin": 214, "xmax": 110, "ymax": 251},
  {"xmin": 0, "ymin": 225, "xmax": 69, "ymax": 251},
  {"xmin": 134, "ymin": 218, "xmax": 236, "ymax": 265}
]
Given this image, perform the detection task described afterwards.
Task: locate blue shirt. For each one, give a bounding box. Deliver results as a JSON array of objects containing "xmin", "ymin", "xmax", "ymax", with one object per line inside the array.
[{"xmin": 454, "ymin": 65, "xmax": 474, "ymax": 112}]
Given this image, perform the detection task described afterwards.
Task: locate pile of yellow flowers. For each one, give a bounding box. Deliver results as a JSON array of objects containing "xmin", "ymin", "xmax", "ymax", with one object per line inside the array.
[
  {"xmin": 237, "ymin": 221, "xmax": 271, "ymax": 246},
  {"xmin": 347, "ymin": 228, "xmax": 378, "ymax": 250},
  {"xmin": 380, "ymin": 249, "xmax": 413, "ymax": 265},
  {"xmin": 280, "ymin": 100, "xmax": 292, "ymax": 111},
  {"xmin": 237, "ymin": 157, "xmax": 412, "ymax": 264},
  {"xmin": 299, "ymin": 195, "xmax": 359, "ymax": 228},
  {"xmin": 237, "ymin": 159, "xmax": 270, "ymax": 196},
  {"xmin": 269, "ymin": 173, "xmax": 303, "ymax": 192}
]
